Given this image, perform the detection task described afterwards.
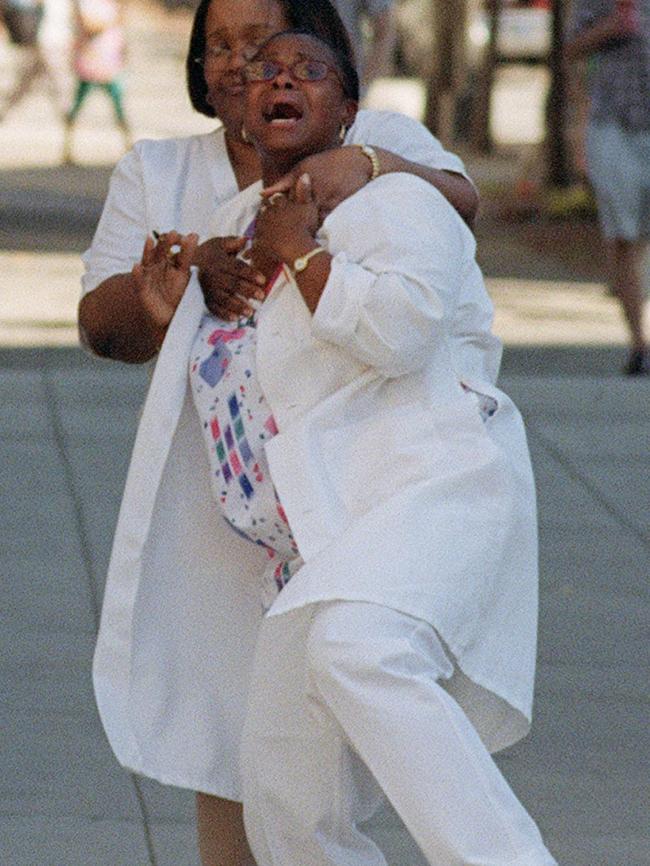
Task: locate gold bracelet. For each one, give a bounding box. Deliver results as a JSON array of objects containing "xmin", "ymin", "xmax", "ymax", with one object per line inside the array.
[
  {"xmin": 356, "ymin": 144, "xmax": 381, "ymax": 181},
  {"xmin": 292, "ymin": 245, "xmax": 327, "ymax": 275}
]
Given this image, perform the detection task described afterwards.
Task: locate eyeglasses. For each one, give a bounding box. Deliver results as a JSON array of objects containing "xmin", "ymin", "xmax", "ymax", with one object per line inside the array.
[
  {"xmin": 243, "ymin": 58, "xmax": 342, "ymax": 87},
  {"xmin": 194, "ymin": 41, "xmax": 264, "ymax": 66}
]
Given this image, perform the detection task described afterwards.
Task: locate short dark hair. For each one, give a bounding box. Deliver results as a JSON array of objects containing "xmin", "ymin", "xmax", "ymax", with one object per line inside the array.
[{"xmin": 187, "ymin": 0, "xmax": 357, "ymax": 118}]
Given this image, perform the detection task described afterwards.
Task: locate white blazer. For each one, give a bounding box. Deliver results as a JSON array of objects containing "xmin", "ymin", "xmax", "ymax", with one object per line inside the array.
[{"xmin": 93, "ymin": 175, "xmax": 538, "ymax": 799}]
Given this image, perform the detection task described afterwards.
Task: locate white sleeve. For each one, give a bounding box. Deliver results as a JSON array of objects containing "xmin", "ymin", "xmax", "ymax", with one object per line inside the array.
[
  {"xmin": 312, "ymin": 174, "xmax": 467, "ymax": 378},
  {"xmin": 346, "ymin": 109, "xmax": 470, "ymax": 178},
  {"xmin": 80, "ymin": 145, "xmax": 149, "ymax": 296}
]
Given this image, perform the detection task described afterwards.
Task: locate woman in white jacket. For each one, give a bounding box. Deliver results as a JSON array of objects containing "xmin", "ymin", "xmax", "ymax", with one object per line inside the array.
[
  {"xmin": 82, "ymin": 1, "xmax": 481, "ymax": 862},
  {"xmin": 111, "ymin": 26, "xmax": 557, "ymax": 866}
]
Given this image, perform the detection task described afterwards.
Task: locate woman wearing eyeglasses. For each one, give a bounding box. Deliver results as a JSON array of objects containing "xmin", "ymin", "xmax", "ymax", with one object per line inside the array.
[
  {"xmin": 109, "ymin": 24, "xmax": 556, "ymax": 866},
  {"xmin": 78, "ymin": 0, "xmax": 477, "ymax": 361},
  {"xmin": 85, "ymin": 1, "xmax": 481, "ymax": 864}
]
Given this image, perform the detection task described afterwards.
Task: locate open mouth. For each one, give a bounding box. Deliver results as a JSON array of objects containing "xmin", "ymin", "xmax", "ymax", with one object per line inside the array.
[{"xmin": 262, "ymin": 101, "xmax": 304, "ymax": 125}]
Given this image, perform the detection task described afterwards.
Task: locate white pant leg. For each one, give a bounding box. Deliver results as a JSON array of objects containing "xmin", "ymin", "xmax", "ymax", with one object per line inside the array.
[
  {"xmin": 306, "ymin": 602, "xmax": 557, "ymax": 866},
  {"xmin": 241, "ymin": 606, "xmax": 387, "ymax": 866},
  {"xmin": 242, "ymin": 601, "xmax": 557, "ymax": 866}
]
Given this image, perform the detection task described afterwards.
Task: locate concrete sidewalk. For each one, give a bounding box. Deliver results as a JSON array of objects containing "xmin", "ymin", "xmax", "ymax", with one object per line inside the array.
[
  {"xmin": 2, "ymin": 346, "xmax": 649, "ymax": 866},
  {"xmin": 2, "ymin": 2, "xmax": 650, "ymax": 865}
]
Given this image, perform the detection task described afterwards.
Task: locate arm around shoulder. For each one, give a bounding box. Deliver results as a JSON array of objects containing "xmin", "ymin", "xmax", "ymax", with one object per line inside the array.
[
  {"xmin": 349, "ymin": 110, "xmax": 479, "ymax": 226},
  {"xmin": 312, "ymin": 175, "xmax": 469, "ymax": 377}
]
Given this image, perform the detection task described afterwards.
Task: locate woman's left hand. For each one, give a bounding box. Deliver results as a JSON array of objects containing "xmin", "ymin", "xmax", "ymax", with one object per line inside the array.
[
  {"xmin": 251, "ymin": 174, "xmax": 320, "ymax": 272},
  {"xmin": 260, "ymin": 146, "xmax": 373, "ymax": 220}
]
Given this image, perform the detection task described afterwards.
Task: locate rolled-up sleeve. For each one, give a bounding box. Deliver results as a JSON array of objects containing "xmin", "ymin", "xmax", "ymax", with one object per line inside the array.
[{"xmin": 81, "ymin": 145, "xmax": 149, "ymax": 296}]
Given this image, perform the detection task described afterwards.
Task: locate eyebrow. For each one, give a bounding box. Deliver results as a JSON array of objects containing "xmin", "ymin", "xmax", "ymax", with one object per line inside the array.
[
  {"xmin": 206, "ymin": 23, "xmax": 277, "ymax": 41},
  {"xmin": 260, "ymin": 49, "xmax": 328, "ymax": 63}
]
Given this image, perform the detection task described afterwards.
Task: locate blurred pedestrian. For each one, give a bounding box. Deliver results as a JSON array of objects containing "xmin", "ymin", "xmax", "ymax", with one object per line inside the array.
[
  {"xmin": 62, "ymin": 0, "xmax": 130, "ymax": 163},
  {"xmin": 0, "ymin": 0, "xmax": 72, "ymax": 121},
  {"xmin": 566, "ymin": 0, "xmax": 650, "ymax": 374},
  {"xmin": 332, "ymin": 0, "xmax": 396, "ymax": 88}
]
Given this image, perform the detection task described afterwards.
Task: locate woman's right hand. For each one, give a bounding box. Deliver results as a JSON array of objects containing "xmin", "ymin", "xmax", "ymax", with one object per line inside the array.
[
  {"xmin": 131, "ymin": 230, "xmax": 198, "ymax": 333},
  {"xmin": 194, "ymin": 236, "xmax": 268, "ymax": 321}
]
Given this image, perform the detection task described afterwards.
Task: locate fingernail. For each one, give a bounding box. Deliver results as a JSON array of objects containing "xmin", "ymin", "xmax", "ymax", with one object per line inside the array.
[
  {"xmin": 255, "ymin": 274, "xmax": 266, "ymax": 285},
  {"xmin": 254, "ymin": 290, "xmax": 265, "ymax": 301},
  {"xmin": 300, "ymin": 173, "xmax": 311, "ymax": 185}
]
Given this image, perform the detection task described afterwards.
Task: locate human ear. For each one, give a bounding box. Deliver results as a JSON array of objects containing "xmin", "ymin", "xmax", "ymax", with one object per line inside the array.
[{"xmin": 342, "ymin": 99, "xmax": 358, "ymax": 131}]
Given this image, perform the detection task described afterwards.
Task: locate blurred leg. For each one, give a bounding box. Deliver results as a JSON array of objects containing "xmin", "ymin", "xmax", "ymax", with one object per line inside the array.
[
  {"xmin": 1, "ymin": 48, "xmax": 43, "ymax": 117},
  {"xmin": 196, "ymin": 793, "xmax": 256, "ymax": 866},
  {"xmin": 608, "ymin": 238, "xmax": 647, "ymax": 352},
  {"xmin": 63, "ymin": 81, "xmax": 91, "ymax": 163},
  {"xmin": 106, "ymin": 78, "xmax": 132, "ymax": 150},
  {"xmin": 66, "ymin": 79, "xmax": 91, "ymax": 123}
]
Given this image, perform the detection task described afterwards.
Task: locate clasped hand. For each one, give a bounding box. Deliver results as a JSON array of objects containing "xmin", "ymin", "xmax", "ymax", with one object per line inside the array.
[{"xmin": 197, "ymin": 173, "xmax": 320, "ymax": 321}]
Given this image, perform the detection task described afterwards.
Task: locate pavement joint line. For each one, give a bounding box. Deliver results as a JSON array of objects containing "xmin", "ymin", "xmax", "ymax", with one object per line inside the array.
[
  {"xmin": 41, "ymin": 356, "xmax": 160, "ymax": 866},
  {"xmin": 529, "ymin": 425, "xmax": 650, "ymax": 551},
  {"xmin": 41, "ymin": 362, "xmax": 101, "ymax": 632},
  {"xmin": 131, "ymin": 775, "xmax": 160, "ymax": 866}
]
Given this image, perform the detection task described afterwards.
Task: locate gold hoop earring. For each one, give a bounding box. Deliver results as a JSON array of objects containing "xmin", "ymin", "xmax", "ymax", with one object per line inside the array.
[{"xmin": 338, "ymin": 124, "xmax": 347, "ymax": 143}]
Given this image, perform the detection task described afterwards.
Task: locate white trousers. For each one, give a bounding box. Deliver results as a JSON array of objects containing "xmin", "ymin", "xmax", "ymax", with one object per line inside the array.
[{"xmin": 241, "ymin": 602, "xmax": 557, "ymax": 866}]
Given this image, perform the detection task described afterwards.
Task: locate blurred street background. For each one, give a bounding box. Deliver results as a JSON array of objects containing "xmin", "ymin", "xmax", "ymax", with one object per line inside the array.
[{"xmin": 1, "ymin": 1, "xmax": 649, "ymax": 865}]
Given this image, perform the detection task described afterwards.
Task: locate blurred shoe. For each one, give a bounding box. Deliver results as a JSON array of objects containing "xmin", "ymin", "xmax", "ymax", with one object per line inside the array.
[{"xmin": 623, "ymin": 349, "xmax": 650, "ymax": 375}]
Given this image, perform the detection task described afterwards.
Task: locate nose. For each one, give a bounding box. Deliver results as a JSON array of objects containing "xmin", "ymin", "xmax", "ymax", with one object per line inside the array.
[{"xmin": 272, "ymin": 67, "xmax": 295, "ymax": 88}]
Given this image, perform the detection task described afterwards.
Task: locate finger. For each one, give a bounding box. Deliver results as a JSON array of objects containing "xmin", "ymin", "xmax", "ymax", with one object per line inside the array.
[
  {"xmin": 238, "ymin": 262, "xmax": 267, "ymax": 288},
  {"xmin": 232, "ymin": 251, "xmax": 267, "ymax": 286},
  {"xmin": 141, "ymin": 235, "xmax": 155, "ymax": 266},
  {"xmin": 209, "ymin": 288, "xmax": 255, "ymax": 321},
  {"xmin": 161, "ymin": 230, "xmax": 182, "ymax": 247},
  {"xmin": 293, "ymin": 172, "xmax": 313, "ymax": 205},
  {"xmin": 222, "ymin": 236, "xmax": 247, "ymax": 254},
  {"xmin": 261, "ymin": 172, "xmax": 296, "ymax": 198},
  {"xmin": 155, "ymin": 231, "xmax": 182, "ymax": 260},
  {"xmin": 233, "ymin": 274, "xmax": 267, "ymax": 301},
  {"xmin": 176, "ymin": 233, "xmax": 199, "ymax": 272}
]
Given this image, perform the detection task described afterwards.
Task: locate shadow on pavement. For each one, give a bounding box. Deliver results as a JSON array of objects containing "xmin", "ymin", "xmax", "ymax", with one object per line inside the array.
[{"xmin": 1, "ymin": 163, "xmax": 113, "ymax": 252}]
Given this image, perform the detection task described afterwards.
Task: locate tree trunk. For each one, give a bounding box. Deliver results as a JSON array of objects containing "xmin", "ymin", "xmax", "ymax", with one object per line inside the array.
[
  {"xmin": 546, "ymin": 0, "xmax": 571, "ymax": 185},
  {"xmin": 424, "ymin": 0, "xmax": 469, "ymax": 143},
  {"xmin": 469, "ymin": 0, "xmax": 501, "ymax": 153}
]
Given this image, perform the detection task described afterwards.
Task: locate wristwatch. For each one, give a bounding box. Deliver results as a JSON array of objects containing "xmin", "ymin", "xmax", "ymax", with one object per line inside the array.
[{"xmin": 292, "ymin": 246, "xmax": 327, "ymax": 275}]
